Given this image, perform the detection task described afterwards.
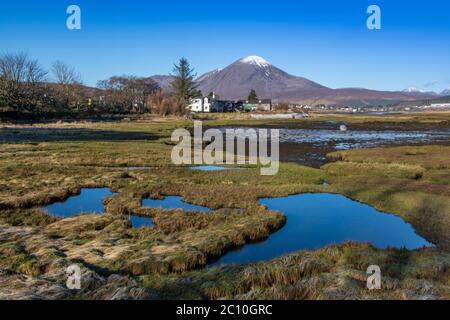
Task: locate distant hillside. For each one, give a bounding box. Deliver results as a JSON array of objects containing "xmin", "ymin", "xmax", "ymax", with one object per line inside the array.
[
  {"xmin": 149, "ymin": 75, "xmax": 175, "ymax": 92},
  {"xmin": 395, "ymin": 95, "xmax": 450, "ymax": 108},
  {"xmin": 151, "ymin": 56, "xmax": 434, "ymax": 106}
]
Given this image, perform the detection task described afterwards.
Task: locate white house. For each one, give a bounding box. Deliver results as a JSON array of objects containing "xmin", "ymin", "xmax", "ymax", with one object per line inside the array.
[
  {"xmin": 188, "ymin": 96, "xmax": 214, "ymax": 113},
  {"xmin": 188, "ymin": 98, "xmax": 203, "ymax": 112}
]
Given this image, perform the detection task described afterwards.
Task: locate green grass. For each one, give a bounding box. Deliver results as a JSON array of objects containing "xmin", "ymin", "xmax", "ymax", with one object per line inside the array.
[{"xmin": 0, "ymin": 113, "xmax": 449, "ymax": 299}]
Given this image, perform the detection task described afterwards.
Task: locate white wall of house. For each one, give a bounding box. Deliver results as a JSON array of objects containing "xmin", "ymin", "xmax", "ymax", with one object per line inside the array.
[
  {"xmin": 188, "ymin": 97, "xmax": 215, "ymax": 112},
  {"xmin": 188, "ymin": 98, "xmax": 204, "ymax": 112},
  {"xmin": 203, "ymin": 97, "xmax": 212, "ymax": 112}
]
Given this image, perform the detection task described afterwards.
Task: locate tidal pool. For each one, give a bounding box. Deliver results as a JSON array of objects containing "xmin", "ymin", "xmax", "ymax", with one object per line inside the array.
[
  {"xmin": 217, "ymin": 126, "xmax": 450, "ymax": 167},
  {"xmin": 190, "ymin": 166, "xmax": 241, "ymax": 171},
  {"xmin": 125, "ymin": 166, "xmax": 153, "ymax": 171},
  {"xmin": 42, "ymin": 188, "xmax": 115, "ymax": 218},
  {"xmin": 142, "ymin": 196, "xmax": 212, "ymax": 212},
  {"xmin": 218, "ymin": 127, "xmax": 450, "ymax": 150},
  {"xmin": 130, "ymin": 215, "xmax": 154, "ymax": 228},
  {"xmin": 210, "ymin": 193, "xmax": 433, "ymax": 266},
  {"xmin": 42, "ymin": 188, "xmax": 153, "ymax": 228}
]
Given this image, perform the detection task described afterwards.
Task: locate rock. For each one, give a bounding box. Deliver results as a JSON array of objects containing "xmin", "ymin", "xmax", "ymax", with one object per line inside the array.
[{"xmin": 436, "ymin": 263, "xmax": 448, "ymax": 273}]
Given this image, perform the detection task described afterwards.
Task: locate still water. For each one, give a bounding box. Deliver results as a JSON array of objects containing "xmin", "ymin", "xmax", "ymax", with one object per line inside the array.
[
  {"xmin": 42, "ymin": 188, "xmax": 154, "ymax": 228},
  {"xmin": 42, "ymin": 188, "xmax": 115, "ymax": 218},
  {"xmin": 210, "ymin": 193, "xmax": 433, "ymax": 266},
  {"xmin": 190, "ymin": 166, "xmax": 241, "ymax": 171},
  {"xmin": 142, "ymin": 196, "xmax": 212, "ymax": 212},
  {"xmin": 130, "ymin": 215, "xmax": 154, "ymax": 228},
  {"xmin": 279, "ymin": 129, "xmax": 450, "ymax": 150}
]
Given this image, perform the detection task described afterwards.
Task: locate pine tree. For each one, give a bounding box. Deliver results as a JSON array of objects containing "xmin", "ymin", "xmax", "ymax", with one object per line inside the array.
[
  {"xmin": 208, "ymin": 91, "xmax": 219, "ymax": 99},
  {"xmin": 247, "ymin": 89, "xmax": 258, "ymax": 102},
  {"xmin": 169, "ymin": 58, "xmax": 199, "ymax": 107}
]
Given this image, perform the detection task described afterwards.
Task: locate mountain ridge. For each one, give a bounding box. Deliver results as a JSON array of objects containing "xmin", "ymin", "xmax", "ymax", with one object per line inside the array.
[{"xmin": 151, "ymin": 56, "xmax": 436, "ymax": 106}]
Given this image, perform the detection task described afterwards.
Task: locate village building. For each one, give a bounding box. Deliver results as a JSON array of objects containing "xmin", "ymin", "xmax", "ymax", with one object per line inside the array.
[
  {"xmin": 188, "ymin": 97, "xmax": 213, "ymax": 113},
  {"xmin": 239, "ymin": 99, "xmax": 272, "ymax": 112},
  {"xmin": 188, "ymin": 95, "xmax": 272, "ymax": 113},
  {"xmin": 430, "ymin": 103, "xmax": 450, "ymax": 109}
]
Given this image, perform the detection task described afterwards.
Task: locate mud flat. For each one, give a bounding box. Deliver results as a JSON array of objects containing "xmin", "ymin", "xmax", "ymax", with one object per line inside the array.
[{"xmin": 216, "ymin": 124, "xmax": 450, "ymax": 167}]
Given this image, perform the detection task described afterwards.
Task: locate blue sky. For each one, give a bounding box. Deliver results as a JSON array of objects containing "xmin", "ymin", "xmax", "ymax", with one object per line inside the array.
[{"xmin": 1, "ymin": 0, "xmax": 449, "ymax": 92}]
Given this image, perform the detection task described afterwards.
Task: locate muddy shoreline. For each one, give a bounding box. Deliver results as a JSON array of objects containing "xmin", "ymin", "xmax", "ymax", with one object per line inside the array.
[{"xmin": 208, "ymin": 120, "xmax": 450, "ymax": 167}]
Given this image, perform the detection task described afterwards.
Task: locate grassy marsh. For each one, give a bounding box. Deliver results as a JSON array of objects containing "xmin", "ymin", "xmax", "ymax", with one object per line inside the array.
[{"xmin": 0, "ymin": 112, "xmax": 449, "ymax": 299}]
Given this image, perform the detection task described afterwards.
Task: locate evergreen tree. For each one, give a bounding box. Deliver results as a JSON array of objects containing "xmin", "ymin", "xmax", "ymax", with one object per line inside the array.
[
  {"xmin": 247, "ymin": 89, "xmax": 258, "ymax": 102},
  {"xmin": 208, "ymin": 91, "xmax": 219, "ymax": 99},
  {"xmin": 169, "ymin": 58, "xmax": 199, "ymax": 107}
]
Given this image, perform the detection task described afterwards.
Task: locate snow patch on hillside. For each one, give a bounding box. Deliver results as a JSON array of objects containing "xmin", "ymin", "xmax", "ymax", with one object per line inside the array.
[
  {"xmin": 240, "ymin": 56, "xmax": 271, "ymax": 67},
  {"xmin": 403, "ymin": 87, "xmax": 425, "ymax": 93}
]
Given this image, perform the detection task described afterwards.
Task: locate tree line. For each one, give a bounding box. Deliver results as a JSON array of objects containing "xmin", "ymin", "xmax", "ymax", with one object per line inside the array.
[{"xmin": 0, "ymin": 53, "xmax": 199, "ymax": 117}]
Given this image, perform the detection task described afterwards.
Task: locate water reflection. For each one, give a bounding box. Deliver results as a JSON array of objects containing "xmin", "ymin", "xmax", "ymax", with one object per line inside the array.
[{"xmin": 210, "ymin": 193, "xmax": 433, "ymax": 266}]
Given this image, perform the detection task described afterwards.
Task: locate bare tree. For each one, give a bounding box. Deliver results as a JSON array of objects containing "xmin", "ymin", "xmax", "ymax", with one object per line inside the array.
[
  {"xmin": 149, "ymin": 89, "xmax": 185, "ymax": 116},
  {"xmin": 0, "ymin": 53, "xmax": 27, "ymax": 83},
  {"xmin": 51, "ymin": 61, "xmax": 83, "ymax": 110},
  {"xmin": 0, "ymin": 52, "xmax": 48, "ymax": 112},
  {"xmin": 97, "ymin": 76, "xmax": 133, "ymax": 113},
  {"xmin": 0, "ymin": 53, "xmax": 47, "ymax": 84},
  {"xmin": 97, "ymin": 75, "xmax": 159, "ymax": 113},
  {"xmin": 26, "ymin": 59, "xmax": 48, "ymax": 84},
  {"xmin": 130, "ymin": 77, "xmax": 160, "ymax": 113},
  {"xmin": 52, "ymin": 61, "xmax": 81, "ymax": 86}
]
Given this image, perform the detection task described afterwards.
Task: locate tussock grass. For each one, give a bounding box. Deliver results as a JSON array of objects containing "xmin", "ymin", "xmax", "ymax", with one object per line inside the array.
[
  {"xmin": 0, "ymin": 114, "xmax": 449, "ymax": 299},
  {"xmin": 324, "ymin": 161, "xmax": 425, "ymax": 180},
  {"xmin": 150, "ymin": 243, "xmax": 448, "ymax": 300},
  {"xmin": 0, "ymin": 209, "xmax": 57, "ymax": 226},
  {"xmin": 0, "ymin": 243, "xmax": 42, "ymax": 277}
]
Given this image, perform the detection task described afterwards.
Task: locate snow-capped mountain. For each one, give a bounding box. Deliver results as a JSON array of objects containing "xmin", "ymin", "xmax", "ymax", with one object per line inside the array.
[
  {"xmin": 196, "ymin": 55, "xmax": 328, "ymax": 101},
  {"xmin": 239, "ymin": 55, "xmax": 271, "ymax": 68},
  {"xmin": 402, "ymin": 87, "xmax": 441, "ymax": 97},
  {"xmin": 441, "ymin": 88, "xmax": 450, "ymax": 96},
  {"xmin": 152, "ymin": 55, "xmax": 436, "ymax": 105},
  {"xmin": 194, "ymin": 55, "xmax": 436, "ymax": 105},
  {"xmin": 403, "ymin": 87, "xmax": 425, "ymax": 93}
]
